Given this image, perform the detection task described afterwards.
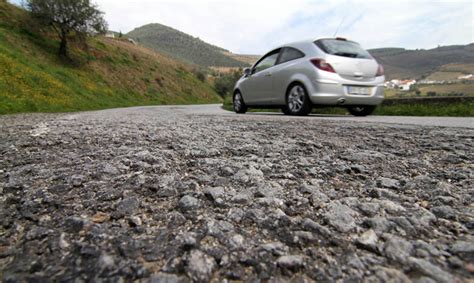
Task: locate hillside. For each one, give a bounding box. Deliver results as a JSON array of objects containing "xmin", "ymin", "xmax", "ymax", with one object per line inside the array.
[
  {"xmin": 369, "ymin": 44, "xmax": 474, "ymax": 80},
  {"xmin": 127, "ymin": 23, "xmax": 250, "ymax": 68},
  {"xmin": 0, "ymin": 2, "xmax": 221, "ymax": 115}
]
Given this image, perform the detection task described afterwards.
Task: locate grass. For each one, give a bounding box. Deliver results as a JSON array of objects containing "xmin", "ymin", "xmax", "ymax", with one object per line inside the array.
[
  {"xmin": 373, "ymin": 101, "xmax": 474, "ymax": 117},
  {"xmin": 0, "ymin": 2, "xmax": 221, "ymax": 115},
  {"xmin": 385, "ymin": 83, "xmax": 474, "ymax": 98},
  {"xmin": 222, "ymin": 95, "xmax": 474, "ymax": 117}
]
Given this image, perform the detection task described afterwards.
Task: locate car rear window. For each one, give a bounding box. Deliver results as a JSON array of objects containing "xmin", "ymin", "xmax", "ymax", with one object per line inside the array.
[
  {"xmin": 315, "ymin": 39, "xmax": 372, "ymax": 59},
  {"xmin": 278, "ymin": 47, "xmax": 305, "ymax": 64}
]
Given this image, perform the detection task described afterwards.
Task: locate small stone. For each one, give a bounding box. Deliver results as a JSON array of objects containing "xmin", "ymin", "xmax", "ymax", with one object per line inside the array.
[
  {"xmin": 261, "ymin": 242, "xmax": 289, "ymax": 256},
  {"xmin": 228, "ymin": 234, "xmax": 245, "ymax": 250},
  {"xmin": 103, "ymin": 163, "xmax": 120, "ymax": 175},
  {"xmin": 221, "ymin": 167, "xmax": 234, "ymax": 176},
  {"xmin": 115, "ymin": 197, "xmax": 140, "ymax": 218},
  {"xmin": 277, "ymin": 255, "xmax": 304, "ymax": 270},
  {"xmin": 98, "ymin": 253, "xmax": 115, "ymax": 272},
  {"xmin": 227, "ymin": 208, "xmax": 244, "ymax": 223},
  {"xmin": 355, "ymin": 229, "xmax": 378, "ymax": 252},
  {"xmin": 351, "ymin": 165, "xmax": 365, "ymax": 174},
  {"xmin": 310, "ymin": 192, "xmax": 329, "ymax": 208},
  {"xmin": 204, "ymin": 187, "xmax": 225, "ymax": 203},
  {"xmin": 65, "ymin": 217, "xmax": 86, "ymax": 233},
  {"xmin": 157, "ymin": 186, "xmax": 178, "ymax": 198},
  {"xmin": 384, "ymin": 235, "xmax": 413, "ymax": 264},
  {"xmin": 167, "ymin": 211, "xmax": 187, "ymax": 227},
  {"xmin": 379, "ymin": 200, "xmax": 406, "ymax": 214},
  {"xmin": 181, "ymin": 232, "xmax": 198, "ymax": 248},
  {"xmin": 357, "ymin": 202, "xmax": 380, "ymax": 217},
  {"xmin": 233, "ymin": 167, "xmax": 264, "ymax": 183},
  {"xmin": 206, "ymin": 219, "xmax": 234, "ymax": 238},
  {"xmin": 91, "ymin": 212, "xmax": 110, "ymax": 223},
  {"xmin": 302, "ymin": 218, "xmax": 331, "ymax": 237},
  {"xmin": 254, "ymin": 182, "xmax": 283, "ymax": 198},
  {"xmin": 377, "ymin": 177, "xmax": 400, "ymax": 189},
  {"xmin": 368, "ymin": 267, "xmax": 411, "ymax": 283},
  {"xmin": 450, "ymin": 240, "xmax": 474, "ymax": 260},
  {"xmin": 409, "ymin": 208, "xmax": 436, "ymax": 228},
  {"xmin": 323, "ymin": 203, "xmax": 358, "ymax": 233},
  {"xmin": 179, "ymin": 195, "xmax": 200, "ymax": 212},
  {"xmin": 185, "ymin": 250, "xmax": 216, "ymax": 282},
  {"xmin": 128, "ymin": 215, "xmax": 142, "ymax": 227},
  {"xmin": 431, "ymin": 206, "xmax": 456, "ymax": 220},
  {"xmin": 408, "ymin": 257, "xmax": 454, "ymax": 283},
  {"xmin": 149, "ymin": 273, "xmax": 182, "ymax": 283},
  {"xmin": 71, "ymin": 175, "xmax": 85, "ymax": 187},
  {"xmin": 231, "ymin": 193, "xmax": 250, "ymax": 204},
  {"xmin": 58, "ymin": 233, "xmax": 70, "ymax": 250}
]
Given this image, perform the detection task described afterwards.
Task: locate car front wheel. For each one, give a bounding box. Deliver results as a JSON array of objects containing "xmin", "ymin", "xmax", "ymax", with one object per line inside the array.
[
  {"xmin": 347, "ymin": 106, "xmax": 376, "ymax": 116},
  {"xmin": 233, "ymin": 92, "xmax": 247, "ymax": 114},
  {"xmin": 286, "ymin": 84, "xmax": 312, "ymax": 116}
]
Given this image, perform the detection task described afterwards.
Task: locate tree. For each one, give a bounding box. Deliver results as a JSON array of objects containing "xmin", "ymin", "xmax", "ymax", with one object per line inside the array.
[
  {"xmin": 214, "ymin": 70, "xmax": 242, "ymax": 98},
  {"xmin": 26, "ymin": 0, "xmax": 107, "ymax": 58}
]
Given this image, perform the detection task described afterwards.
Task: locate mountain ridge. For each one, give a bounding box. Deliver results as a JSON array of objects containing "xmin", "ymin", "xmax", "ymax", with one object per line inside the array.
[{"xmin": 127, "ymin": 23, "xmax": 249, "ymax": 68}]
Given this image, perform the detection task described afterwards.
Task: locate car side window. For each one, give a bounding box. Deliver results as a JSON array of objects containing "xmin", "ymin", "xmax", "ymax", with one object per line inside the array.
[
  {"xmin": 253, "ymin": 50, "xmax": 280, "ymax": 74},
  {"xmin": 278, "ymin": 47, "xmax": 305, "ymax": 64}
]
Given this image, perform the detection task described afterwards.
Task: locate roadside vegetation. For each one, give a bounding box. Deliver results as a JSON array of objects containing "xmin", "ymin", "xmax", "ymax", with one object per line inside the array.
[
  {"xmin": 385, "ymin": 82, "xmax": 474, "ymax": 98},
  {"xmin": 223, "ymin": 95, "xmax": 474, "ymax": 117},
  {"xmin": 0, "ymin": 1, "xmax": 221, "ymax": 115}
]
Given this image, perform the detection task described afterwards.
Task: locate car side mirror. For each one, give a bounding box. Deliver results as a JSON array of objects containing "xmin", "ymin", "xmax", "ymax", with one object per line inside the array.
[{"xmin": 243, "ymin": 67, "xmax": 252, "ymax": 77}]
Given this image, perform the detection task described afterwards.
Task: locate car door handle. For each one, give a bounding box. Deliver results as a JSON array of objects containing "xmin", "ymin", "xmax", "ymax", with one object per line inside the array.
[{"xmin": 264, "ymin": 73, "xmax": 272, "ymax": 77}]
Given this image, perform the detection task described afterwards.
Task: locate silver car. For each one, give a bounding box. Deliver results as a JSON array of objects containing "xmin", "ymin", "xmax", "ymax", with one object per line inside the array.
[{"xmin": 233, "ymin": 37, "xmax": 385, "ymax": 116}]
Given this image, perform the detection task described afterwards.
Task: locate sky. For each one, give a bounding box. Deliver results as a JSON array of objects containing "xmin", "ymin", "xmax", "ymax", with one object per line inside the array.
[{"xmin": 10, "ymin": 0, "xmax": 474, "ymax": 54}]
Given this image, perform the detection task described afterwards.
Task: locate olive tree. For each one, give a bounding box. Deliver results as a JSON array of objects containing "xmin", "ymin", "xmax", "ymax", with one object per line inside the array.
[{"xmin": 26, "ymin": 0, "xmax": 107, "ymax": 58}]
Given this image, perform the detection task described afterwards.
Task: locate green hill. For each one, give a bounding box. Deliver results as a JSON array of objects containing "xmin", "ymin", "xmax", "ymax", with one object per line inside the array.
[
  {"xmin": 127, "ymin": 23, "xmax": 249, "ymax": 68},
  {"xmin": 369, "ymin": 44, "xmax": 474, "ymax": 79},
  {"xmin": 0, "ymin": 2, "xmax": 221, "ymax": 115}
]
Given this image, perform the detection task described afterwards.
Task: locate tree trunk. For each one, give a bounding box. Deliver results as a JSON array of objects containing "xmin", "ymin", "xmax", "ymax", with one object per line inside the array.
[{"xmin": 59, "ymin": 30, "xmax": 68, "ymax": 58}]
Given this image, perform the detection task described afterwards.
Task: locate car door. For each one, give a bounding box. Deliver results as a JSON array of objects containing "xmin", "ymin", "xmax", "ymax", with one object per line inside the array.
[
  {"xmin": 243, "ymin": 49, "xmax": 280, "ymax": 104},
  {"xmin": 271, "ymin": 47, "xmax": 306, "ymax": 104}
]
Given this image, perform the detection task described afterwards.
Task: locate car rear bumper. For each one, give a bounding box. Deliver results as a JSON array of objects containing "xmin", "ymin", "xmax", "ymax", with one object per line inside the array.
[{"xmin": 308, "ymin": 78, "xmax": 385, "ymax": 106}]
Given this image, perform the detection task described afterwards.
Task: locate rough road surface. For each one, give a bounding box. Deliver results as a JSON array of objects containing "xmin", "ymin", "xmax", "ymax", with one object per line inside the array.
[{"xmin": 1, "ymin": 105, "xmax": 473, "ymax": 282}]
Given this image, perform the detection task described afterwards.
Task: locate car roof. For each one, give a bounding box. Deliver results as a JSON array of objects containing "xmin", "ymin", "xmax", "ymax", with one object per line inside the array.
[{"xmin": 274, "ymin": 37, "xmax": 357, "ymax": 54}]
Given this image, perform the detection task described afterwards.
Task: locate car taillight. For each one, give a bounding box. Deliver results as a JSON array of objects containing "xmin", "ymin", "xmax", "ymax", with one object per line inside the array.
[
  {"xmin": 311, "ymin": 59, "xmax": 336, "ymax": 73},
  {"xmin": 376, "ymin": 64, "xmax": 384, "ymax": 76}
]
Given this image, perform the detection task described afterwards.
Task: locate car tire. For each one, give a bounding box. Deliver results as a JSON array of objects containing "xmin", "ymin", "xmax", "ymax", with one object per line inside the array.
[
  {"xmin": 281, "ymin": 106, "xmax": 291, "ymax": 115},
  {"xmin": 286, "ymin": 83, "xmax": 312, "ymax": 116},
  {"xmin": 233, "ymin": 91, "xmax": 247, "ymax": 114},
  {"xmin": 347, "ymin": 106, "xmax": 376, "ymax": 116}
]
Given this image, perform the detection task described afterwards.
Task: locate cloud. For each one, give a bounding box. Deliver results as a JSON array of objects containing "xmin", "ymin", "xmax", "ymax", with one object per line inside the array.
[{"xmin": 8, "ymin": 0, "xmax": 473, "ymax": 54}]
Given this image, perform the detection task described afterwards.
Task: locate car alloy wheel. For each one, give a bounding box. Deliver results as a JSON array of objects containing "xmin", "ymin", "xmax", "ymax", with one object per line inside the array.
[
  {"xmin": 233, "ymin": 92, "xmax": 247, "ymax": 114},
  {"xmin": 288, "ymin": 85, "xmax": 305, "ymax": 112}
]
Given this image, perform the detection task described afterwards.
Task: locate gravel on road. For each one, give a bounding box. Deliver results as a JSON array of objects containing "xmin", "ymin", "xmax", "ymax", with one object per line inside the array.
[{"xmin": 1, "ymin": 105, "xmax": 473, "ymax": 282}]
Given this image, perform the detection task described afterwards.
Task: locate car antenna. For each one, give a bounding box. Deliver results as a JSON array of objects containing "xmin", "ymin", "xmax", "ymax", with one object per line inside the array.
[
  {"xmin": 332, "ymin": 16, "xmax": 346, "ymax": 37},
  {"xmin": 333, "ymin": 15, "xmax": 347, "ymax": 37}
]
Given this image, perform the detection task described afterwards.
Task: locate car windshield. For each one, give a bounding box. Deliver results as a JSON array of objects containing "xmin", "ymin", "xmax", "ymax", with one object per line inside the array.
[{"xmin": 315, "ymin": 39, "xmax": 372, "ymax": 59}]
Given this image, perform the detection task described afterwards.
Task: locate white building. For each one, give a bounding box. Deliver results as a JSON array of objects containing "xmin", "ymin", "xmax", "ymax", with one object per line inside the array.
[
  {"xmin": 458, "ymin": 74, "xmax": 473, "ymax": 80},
  {"xmin": 398, "ymin": 80, "xmax": 417, "ymax": 91},
  {"xmin": 105, "ymin": 31, "xmax": 115, "ymax": 38}
]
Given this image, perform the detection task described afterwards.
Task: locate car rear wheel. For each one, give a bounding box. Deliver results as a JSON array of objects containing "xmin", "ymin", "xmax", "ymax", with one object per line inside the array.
[
  {"xmin": 286, "ymin": 84, "xmax": 312, "ymax": 116},
  {"xmin": 347, "ymin": 106, "xmax": 376, "ymax": 116},
  {"xmin": 233, "ymin": 91, "xmax": 247, "ymax": 114}
]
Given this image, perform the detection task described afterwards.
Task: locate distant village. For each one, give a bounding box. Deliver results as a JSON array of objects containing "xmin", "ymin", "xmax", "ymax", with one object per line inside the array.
[{"xmin": 385, "ymin": 74, "xmax": 474, "ymax": 91}]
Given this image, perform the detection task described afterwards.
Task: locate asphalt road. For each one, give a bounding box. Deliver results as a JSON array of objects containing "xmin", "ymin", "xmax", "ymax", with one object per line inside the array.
[
  {"xmin": 1, "ymin": 104, "xmax": 473, "ymax": 282},
  {"xmin": 144, "ymin": 104, "xmax": 474, "ymax": 128}
]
